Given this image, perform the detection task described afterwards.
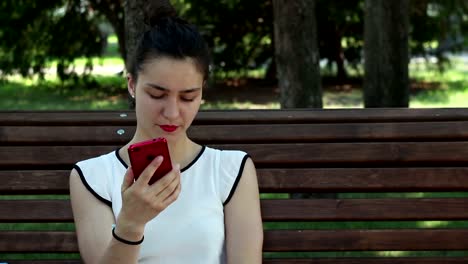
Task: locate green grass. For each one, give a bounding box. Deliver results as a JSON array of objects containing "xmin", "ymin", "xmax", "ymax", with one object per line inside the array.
[
  {"xmin": 263, "ymin": 251, "xmax": 468, "ymax": 259},
  {"xmin": 0, "ymin": 75, "xmax": 128, "ymax": 110},
  {"xmin": 1, "ymin": 54, "xmax": 467, "ymax": 110},
  {"xmin": 1, "ymin": 33, "xmax": 466, "ymax": 110}
]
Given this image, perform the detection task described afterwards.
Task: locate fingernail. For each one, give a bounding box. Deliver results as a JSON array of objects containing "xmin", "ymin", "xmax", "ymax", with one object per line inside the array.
[{"xmin": 156, "ymin": 156, "xmax": 163, "ymax": 162}]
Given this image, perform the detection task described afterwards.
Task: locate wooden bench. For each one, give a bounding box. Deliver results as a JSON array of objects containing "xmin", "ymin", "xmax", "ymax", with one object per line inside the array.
[{"xmin": 1, "ymin": 108, "xmax": 468, "ymax": 263}]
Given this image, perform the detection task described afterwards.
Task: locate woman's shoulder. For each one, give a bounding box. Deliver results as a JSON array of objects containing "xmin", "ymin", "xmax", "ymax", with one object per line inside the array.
[
  {"xmin": 75, "ymin": 149, "xmax": 120, "ymax": 168},
  {"xmin": 204, "ymin": 146, "xmax": 249, "ymax": 160}
]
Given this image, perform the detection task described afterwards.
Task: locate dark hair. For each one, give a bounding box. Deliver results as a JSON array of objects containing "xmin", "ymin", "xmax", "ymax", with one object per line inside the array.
[{"xmin": 128, "ymin": 0, "xmax": 211, "ymax": 83}]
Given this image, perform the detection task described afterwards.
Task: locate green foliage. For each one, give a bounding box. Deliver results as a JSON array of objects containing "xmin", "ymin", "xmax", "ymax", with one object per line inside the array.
[
  {"xmin": 0, "ymin": 0, "xmax": 466, "ymax": 81},
  {"xmin": 410, "ymin": 0, "xmax": 468, "ymax": 70},
  {"xmin": 182, "ymin": 0, "xmax": 273, "ymax": 74},
  {"xmin": 0, "ymin": 0, "xmax": 106, "ymax": 80}
]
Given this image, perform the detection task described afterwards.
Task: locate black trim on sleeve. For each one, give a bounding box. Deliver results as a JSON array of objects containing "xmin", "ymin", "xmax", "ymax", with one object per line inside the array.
[
  {"xmin": 73, "ymin": 164, "xmax": 112, "ymax": 208},
  {"xmin": 223, "ymin": 154, "xmax": 250, "ymax": 206}
]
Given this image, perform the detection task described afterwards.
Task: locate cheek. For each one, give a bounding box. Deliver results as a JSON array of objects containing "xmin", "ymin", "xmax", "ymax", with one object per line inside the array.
[
  {"xmin": 183, "ymin": 101, "xmax": 201, "ymax": 121},
  {"xmin": 135, "ymin": 96, "xmax": 159, "ymax": 118}
]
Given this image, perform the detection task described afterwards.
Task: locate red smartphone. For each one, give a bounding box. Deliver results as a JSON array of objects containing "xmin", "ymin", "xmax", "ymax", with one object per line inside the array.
[{"xmin": 128, "ymin": 137, "xmax": 173, "ymax": 185}]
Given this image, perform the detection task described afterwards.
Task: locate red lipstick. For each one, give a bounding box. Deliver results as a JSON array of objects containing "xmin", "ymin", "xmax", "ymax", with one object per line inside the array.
[{"xmin": 160, "ymin": 125, "xmax": 178, "ymax": 132}]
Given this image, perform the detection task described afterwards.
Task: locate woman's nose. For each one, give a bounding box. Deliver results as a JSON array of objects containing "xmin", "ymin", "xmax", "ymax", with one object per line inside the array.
[{"xmin": 162, "ymin": 97, "xmax": 180, "ymax": 120}]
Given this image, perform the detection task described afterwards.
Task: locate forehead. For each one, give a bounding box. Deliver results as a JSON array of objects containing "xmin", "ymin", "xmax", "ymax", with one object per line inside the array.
[{"xmin": 138, "ymin": 57, "xmax": 203, "ymax": 90}]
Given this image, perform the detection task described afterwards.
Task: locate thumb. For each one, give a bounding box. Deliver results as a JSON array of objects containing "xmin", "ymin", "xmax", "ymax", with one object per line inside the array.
[{"xmin": 121, "ymin": 167, "xmax": 135, "ymax": 193}]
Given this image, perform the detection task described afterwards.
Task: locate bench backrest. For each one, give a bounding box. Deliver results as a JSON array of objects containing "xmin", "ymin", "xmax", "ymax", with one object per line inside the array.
[{"xmin": 1, "ymin": 109, "xmax": 468, "ymax": 263}]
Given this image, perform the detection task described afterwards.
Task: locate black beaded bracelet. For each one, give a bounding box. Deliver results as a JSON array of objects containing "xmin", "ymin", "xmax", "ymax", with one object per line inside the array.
[{"xmin": 112, "ymin": 226, "xmax": 144, "ymax": 245}]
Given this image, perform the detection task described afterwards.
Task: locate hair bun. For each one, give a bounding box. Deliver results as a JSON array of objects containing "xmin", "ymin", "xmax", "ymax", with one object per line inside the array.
[{"xmin": 144, "ymin": 0, "xmax": 177, "ymax": 27}]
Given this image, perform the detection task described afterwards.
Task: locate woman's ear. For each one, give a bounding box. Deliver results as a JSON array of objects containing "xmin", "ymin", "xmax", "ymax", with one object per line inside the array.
[{"xmin": 127, "ymin": 74, "xmax": 136, "ymax": 98}]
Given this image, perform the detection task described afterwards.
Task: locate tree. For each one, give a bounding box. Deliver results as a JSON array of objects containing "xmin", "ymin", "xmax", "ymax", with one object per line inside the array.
[
  {"xmin": 364, "ymin": 0, "xmax": 410, "ymax": 107},
  {"xmin": 122, "ymin": 0, "xmax": 149, "ymax": 71},
  {"xmin": 88, "ymin": 0, "xmax": 126, "ymax": 62},
  {"xmin": 316, "ymin": 0, "xmax": 364, "ymax": 81},
  {"xmin": 0, "ymin": 0, "xmax": 106, "ymax": 80},
  {"xmin": 182, "ymin": 0, "xmax": 274, "ymax": 77},
  {"xmin": 273, "ymin": 0, "xmax": 322, "ymax": 108},
  {"xmin": 410, "ymin": 0, "xmax": 468, "ymax": 69}
]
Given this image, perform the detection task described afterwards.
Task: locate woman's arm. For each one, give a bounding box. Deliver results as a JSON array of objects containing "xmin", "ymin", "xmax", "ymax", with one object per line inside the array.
[
  {"xmin": 70, "ymin": 157, "xmax": 181, "ymax": 264},
  {"xmin": 70, "ymin": 169, "xmax": 142, "ymax": 263},
  {"xmin": 224, "ymin": 158, "xmax": 264, "ymax": 264}
]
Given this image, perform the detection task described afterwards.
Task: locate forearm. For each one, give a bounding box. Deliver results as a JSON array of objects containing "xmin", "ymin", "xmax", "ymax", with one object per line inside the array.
[
  {"xmin": 99, "ymin": 240, "xmax": 141, "ymax": 264},
  {"xmin": 98, "ymin": 223, "xmax": 145, "ymax": 264}
]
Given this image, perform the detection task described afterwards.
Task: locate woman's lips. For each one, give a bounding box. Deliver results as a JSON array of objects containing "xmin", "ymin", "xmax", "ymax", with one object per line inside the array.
[{"xmin": 160, "ymin": 125, "xmax": 178, "ymax": 132}]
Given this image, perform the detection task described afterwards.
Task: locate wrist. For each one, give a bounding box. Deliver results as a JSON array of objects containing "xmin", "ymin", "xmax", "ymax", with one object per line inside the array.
[
  {"xmin": 115, "ymin": 216, "xmax": 145, "ymax": 241},
  {"xmin": 112, "ymin": 225, "xmax": 144, "ymax": 245}
]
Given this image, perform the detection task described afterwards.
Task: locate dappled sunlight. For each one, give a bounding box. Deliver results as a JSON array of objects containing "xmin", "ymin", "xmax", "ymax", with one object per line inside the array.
[
  {"xmin": 1, "ymin": 55, "xmax": 467, "ymax": 110},
  {"xmin": 377, "ymin": 251, "xmax": 408, "ymax": 257},
  {"xmin": 201, "ymin": 100, "xmax": 279, "ymax": 110}
]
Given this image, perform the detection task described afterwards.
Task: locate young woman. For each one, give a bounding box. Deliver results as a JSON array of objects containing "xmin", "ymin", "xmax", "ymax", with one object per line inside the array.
[{"xmin": 69, "ymin": 1, "xmax": 263, "ymax": 263}]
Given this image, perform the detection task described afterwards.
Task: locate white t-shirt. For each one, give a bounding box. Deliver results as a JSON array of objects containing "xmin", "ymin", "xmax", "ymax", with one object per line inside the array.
[{"xmin": 74, "ymin": 146, "xmax": 249, "ymax": 264}]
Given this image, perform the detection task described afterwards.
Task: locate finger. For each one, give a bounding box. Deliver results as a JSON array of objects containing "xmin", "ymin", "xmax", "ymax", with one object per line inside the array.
[
  {"xmin": 136, "ymin": 156, "xmax": 163, "ymax": 186},
  {"xmin": 162, "ymin": 181, "xmax": 181, "ymax": 207},
  {"xmin": 150, "ymin": 163, "xmax": 180, "ymax": 194},
  {"xmin": 154, "ymin": 168, "xmax": 180, "ymax": 200},
  {"xmin": 121, "ymin": 167, "xmax": 135, "ymax": 193}
]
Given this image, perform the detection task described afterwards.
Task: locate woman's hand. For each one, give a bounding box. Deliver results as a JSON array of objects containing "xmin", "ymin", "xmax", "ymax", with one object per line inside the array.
[{"xmin": 115, "ymin": 156, "xmax": 181, "ymax": 240}]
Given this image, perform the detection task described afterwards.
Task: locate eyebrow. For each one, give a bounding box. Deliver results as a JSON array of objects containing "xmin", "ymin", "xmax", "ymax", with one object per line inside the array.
[{"xmin": 145, "ymin": 83, "xmax": 202, "ymax": 93}]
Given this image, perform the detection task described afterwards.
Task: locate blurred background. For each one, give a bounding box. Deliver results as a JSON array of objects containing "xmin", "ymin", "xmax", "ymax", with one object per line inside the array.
[{"xmin": 0, "ymin": 0, "xmax": 466, "ymax": 110}]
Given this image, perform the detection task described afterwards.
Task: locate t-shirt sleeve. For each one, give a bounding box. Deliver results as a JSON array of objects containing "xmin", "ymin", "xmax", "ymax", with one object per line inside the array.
[
  {"xmin": 218, "ymin": 150, "xmax": 250, "ymax": 206},
  {"xmin": 74, "ymin": 157, "xmax": 112, "ymax": 207}
]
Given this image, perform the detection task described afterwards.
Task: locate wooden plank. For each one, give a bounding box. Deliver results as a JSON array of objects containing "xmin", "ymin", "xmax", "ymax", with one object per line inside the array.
[
  {"xmin": 263, "ymin": 229, "xmax": 468, "ymax": 251},
  {"xmin": 3, "ymin": 168, "xmax": 468, "ymax": 194},
  {"xmin": 258, "ymin": 168, "xmax": 468, "ymax": 192},
  {"xmin": 3, "ymin": 142, "xmax": 468, "ymax": 168},
  {"xmin": 1, "ymin": 170, "xmax": 70, "ymax": 194},
  {"xmin": 263, "ymin": 258, "xmax": 468, "ymax": 264},
  {"xmin": 0, "ymin": 200, "xmax": 73, "ymax": 222},
  {"xmin": 0, "ymin": 126, "xmax": 134, "ymax": 145},
  {"xmin": 5, "ymin": 258, "xmax": 468, "ymax": 264},
  {"xmin": 3, "ymin": 109, "xmax": 468, "ymax": 125},
  {"xmin": 2, "ymin": 229, "xmax": 468, "ymax": 252},
  {"xmin": 0, "ymin": 231, "xmax": 78, "ymax": 252},
  {"xmin": 3, "ymin": 198, "xmax": 468, "ymax": 222},
  {"xmin": 5, "ymin": 261, "xmax": 80, "ymax": 264},
  {"xmin": 0, "ymin": 111, "xmax": 137, "ymax": 126},
  {"xmin": 261, "ymin": 198, "xmax": 468, "ymax": 221},
  {"xmin": 3, "ymin": 122, "xmax": 468, "ymax": 145}
]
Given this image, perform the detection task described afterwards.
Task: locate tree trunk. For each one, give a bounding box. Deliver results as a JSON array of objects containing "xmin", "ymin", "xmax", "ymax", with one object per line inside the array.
[
  {"xmin": 89, "ymin": 0, "xmax": 126, "ymax": 67},
  {"xmin": 334, "ymin": 31, "xmax": 348, "ymax": 81},
  {"xmin": 123, "ymin": 0, "xmax": 150, "ymax": 72},
  {"xmin": 273, "ymin": 0, "xmax": 322, "ymax": 108},
  {"xmin": 364, "ymin": 0, "xmax": 410, "ymax": 107}
]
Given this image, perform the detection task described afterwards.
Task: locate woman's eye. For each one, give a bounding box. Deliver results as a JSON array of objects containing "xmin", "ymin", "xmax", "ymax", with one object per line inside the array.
[
  {"xmin": 181, "ymin": 97, "xmax": 195, "ymax": 102},
  {"xmin": 149, "ymin": 94, "xmax": 164, "ymax": 99}
]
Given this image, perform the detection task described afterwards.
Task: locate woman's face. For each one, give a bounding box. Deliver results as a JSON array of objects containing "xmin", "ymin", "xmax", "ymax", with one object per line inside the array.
[{"xmin": 128, "ymin": 56, "xmax": 204, "ymax": 143}]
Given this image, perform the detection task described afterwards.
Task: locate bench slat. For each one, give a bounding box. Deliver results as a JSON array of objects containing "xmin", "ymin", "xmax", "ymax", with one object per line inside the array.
[
  {"xmin": 264, "ymin": 229, "xmax": 468, "ymax": 251},
  {"xmin": 4, "ymin": 109, "xmax": 468, "ymax": 125},
  {"xmin": 261, "ymin": 198, "xmax": 468, "ymax": 221},
  {"xmin": 263, "ymin": 258, "xmax": 468, "ymax": 264},
  {"xmin": 2, "ymin": 229, "xmax": 468, "ymax": 252},
  {"xmin": 3, "ymin": 122, "xmax": 468, "ymax": 145},
  {"xmin": 3, "ymin": 142, "xmax": 468, "ymax": 168},
  {"xmin": 2, "ymin": 199, "xmax": 468, "ymax": 222},
  {"xmin": 5, "ymin": 259, "xmax": 468, "ymax": 264},
  {"xmin": 4, "ymin": 261, "xmax": 81, "ymax": 264},
  {"xmin": 3, "ymin": 168, "xmax": 468, "ymax": 194},
  {"xmin": 259, "ymin": 167, "xmax": 468, "ymax": 192}
]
